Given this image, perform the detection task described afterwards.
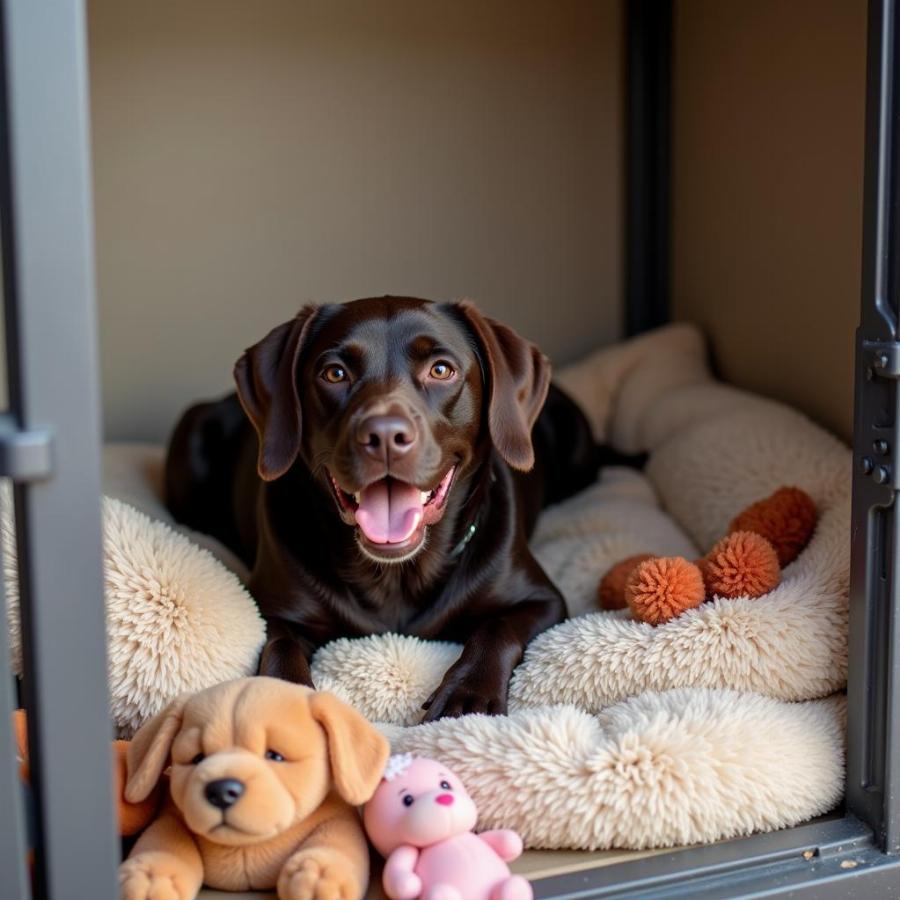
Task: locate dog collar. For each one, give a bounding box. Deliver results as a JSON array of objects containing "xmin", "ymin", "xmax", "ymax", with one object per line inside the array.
[{"xmin": 449, "ymin": 518, "xmax": 479, "ymax": 559}]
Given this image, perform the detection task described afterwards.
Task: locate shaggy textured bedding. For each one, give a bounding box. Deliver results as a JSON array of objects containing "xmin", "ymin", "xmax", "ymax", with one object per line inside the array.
[
  {"xmin": 303, "ymin": 324, "xmax": 851, "ymax": 849},
  {"xmin": 2, "ymin": 489, "xmax": 266, "ymax": 736},
  {"xmin": 2, "ymin": 323, "xmax": 851, "ymax": 850}
]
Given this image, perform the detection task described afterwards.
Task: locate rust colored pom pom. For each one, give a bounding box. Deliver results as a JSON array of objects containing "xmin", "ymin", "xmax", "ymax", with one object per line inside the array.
[
  {"xmin": 625, "ymin": 557, "xmax": 706, "ymax": 626},
  {"xmin": 703, "ymin": 531, "xmax": 781, "ymax": 599},
  {"xmin": 694, "ymin": 556, "xmax": 710, "ymax": 583},
  {"xmin": 728, "ymin": 486, "xmax": 817, "ymax": 567},
  {"xmin": 597, "ymin": 553, "xmax": 655, "ymax": 610}
]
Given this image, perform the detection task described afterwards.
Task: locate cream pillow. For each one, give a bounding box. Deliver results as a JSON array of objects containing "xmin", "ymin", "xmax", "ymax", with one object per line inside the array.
[{"xmin": 3, "ymin": 490, "xmax": 265, "ymax": 737}]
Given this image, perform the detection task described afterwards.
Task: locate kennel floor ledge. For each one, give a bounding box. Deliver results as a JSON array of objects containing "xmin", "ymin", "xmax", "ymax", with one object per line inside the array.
[{"xmin": 195, "ymin": 846, "xmax": 669, "ymax": 899}]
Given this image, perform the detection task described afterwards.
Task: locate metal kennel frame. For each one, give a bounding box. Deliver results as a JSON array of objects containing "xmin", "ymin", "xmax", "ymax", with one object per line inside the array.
[
  {"xmin": 1, "ymin": 0, "xmax": 900, "ymax": 897},
  {"xmin": 0, "ymin": 1, "xmax": 119, "ymax": 899}
]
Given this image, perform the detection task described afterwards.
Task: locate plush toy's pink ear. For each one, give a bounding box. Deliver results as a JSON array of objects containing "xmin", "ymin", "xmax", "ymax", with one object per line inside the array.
[
  {"xmin": 233, "ymin": 305, "xmax": 319, "ymax": 481},
  {"xmin": 451, "ymin": 300, "xmax": 551, "ymax": 472}
]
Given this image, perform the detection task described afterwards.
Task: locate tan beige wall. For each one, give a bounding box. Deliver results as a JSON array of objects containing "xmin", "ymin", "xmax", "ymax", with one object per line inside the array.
[
  {"xmin": 672, "ymin": 0, "xmax": 867, "ymax": 441},
  {"xmin": 88, "ymin": 0, "xmax": 623, "ymax": 443}
]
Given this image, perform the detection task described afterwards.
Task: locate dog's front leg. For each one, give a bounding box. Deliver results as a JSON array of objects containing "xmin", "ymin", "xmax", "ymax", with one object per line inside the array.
[
  {"xmin": 422, "ymin": 595, "xmax": 564, "ymax": 721},
  {"xmin": 277, "ymin": 807, "xmax": 370, "ymax": 900},
  {"xmin": 119, "ymin": 807, "xmax": 204, "ymax": 900},
  {"xmin": 259, "ymin": 617, "xmax": 317, "ymax": 685}
]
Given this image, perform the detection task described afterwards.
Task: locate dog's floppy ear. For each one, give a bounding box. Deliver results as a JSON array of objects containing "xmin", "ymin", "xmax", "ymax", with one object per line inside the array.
[
  {"xmin": 234, "ymin": 305, "xmax": 319, "ymax": 481},
  {"xmin": 309, "ymin": 691, "xmax": 390, "ymax": 806},
  {"xmin": 124, "ymin": 694, "xmax": 189, "ymax": 804},
  {"xmin": 453, "ymin": 299, "xmax": 551, "ymax": 471}
]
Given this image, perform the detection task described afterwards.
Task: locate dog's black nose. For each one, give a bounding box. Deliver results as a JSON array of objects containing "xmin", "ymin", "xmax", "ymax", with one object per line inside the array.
[
  {"xmin": 204, "ymin": 778, "xmax": 245, "ymax": 810},
  {"xmin": 357, "ymin": 415, "xmax": 418, "ymax": 461}
]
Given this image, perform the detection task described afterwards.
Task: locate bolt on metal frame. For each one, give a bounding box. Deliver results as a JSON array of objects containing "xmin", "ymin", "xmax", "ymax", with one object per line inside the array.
[{"xmin": 1, "ymin": 0, "xmax": 900, "ymax": 898}]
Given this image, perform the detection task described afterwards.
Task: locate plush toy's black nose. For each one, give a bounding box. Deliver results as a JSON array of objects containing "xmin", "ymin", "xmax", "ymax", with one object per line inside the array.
[{"xmin": 204, "ymin": 778, "xmax": 245, "ymax": 810}]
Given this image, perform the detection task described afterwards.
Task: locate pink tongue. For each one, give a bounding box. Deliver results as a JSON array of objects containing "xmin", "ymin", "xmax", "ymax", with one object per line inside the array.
[{"xmin": 356, "ymin": 480, "xmax": 424, "ymax": 544}]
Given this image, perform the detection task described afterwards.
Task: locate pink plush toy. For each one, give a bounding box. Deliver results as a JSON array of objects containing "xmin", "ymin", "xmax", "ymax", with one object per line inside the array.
[{"xmin": 363, "ymin": 755, "xmax": 533, "ymax": 900}]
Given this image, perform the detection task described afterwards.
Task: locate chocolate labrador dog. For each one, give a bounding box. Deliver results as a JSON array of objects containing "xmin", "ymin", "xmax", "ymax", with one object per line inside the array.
[{"xmin": 165, "ymin": 297, "xmax": 598, "ymax": 720}]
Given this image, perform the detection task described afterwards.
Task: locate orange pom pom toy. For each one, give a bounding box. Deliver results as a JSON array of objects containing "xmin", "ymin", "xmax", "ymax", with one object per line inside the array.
[
  {"xmin": 624, "ymin": 557, "xmax": 706, "ymax": 625},
  {"xmin": 702, "ymin": 531, "xmax": 781, "ymax": 599},
  {"xmin": 597, "ymin": 485, "xmax": 816, "ymax": 625},
  {"xmin": 597, "ymin": 553, "xmax": 654, "ymax": 610},
  {"xmin": 728, "ymin": 486, "xmax": 817, "ymax": 567}
]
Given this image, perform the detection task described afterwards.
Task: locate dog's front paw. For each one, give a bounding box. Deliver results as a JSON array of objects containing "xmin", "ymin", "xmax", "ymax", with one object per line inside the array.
[
  {"xmin": 119, "ymin": 854, "xmax": 197, "ymax": 900},
  {"xmin": 278, "ymin": 852, "xmax": 361, "ymax": 900},
  {"xmin": 421, "ymin": 664, "xmax": 507, "ymax": 721}
]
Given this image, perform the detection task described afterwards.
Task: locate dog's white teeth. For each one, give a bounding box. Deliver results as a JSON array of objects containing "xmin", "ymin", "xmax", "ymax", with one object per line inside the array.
[
  {"xmin": 353, "ymin": 492, "xmax": 362, "ymax": 504},
  {"xmin": 420, "ymin": 491, "xmax": 430, "ymax": 504}
]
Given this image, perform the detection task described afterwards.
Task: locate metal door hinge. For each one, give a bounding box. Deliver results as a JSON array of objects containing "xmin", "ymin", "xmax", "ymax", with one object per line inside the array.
[
  {"xmin": 0, "ymin": 413, "xmax": 53, "ymax": 482},
  {"xmin": 857, "ymin": 337, "xmax": 900, "ymax": 492}
]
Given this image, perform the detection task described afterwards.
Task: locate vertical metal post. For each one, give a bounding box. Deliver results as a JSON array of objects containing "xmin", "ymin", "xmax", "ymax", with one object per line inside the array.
[
  {"xmin": 847, "ymin": 0, "xmax": 900, "ymax": 855},
  {"xmin": 625, "ymin": 0, "xmax": 672, "ymax": 335},
  {"xmin": 0, "ymin": 1, "xmax": 120, "ymax": 897}
]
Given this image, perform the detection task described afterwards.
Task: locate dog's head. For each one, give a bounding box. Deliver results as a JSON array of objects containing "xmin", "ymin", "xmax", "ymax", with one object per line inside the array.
[
  {"xmin": 124, "ymin": 677, "xmax": 389, "ymax": 846},
  {"xmin": 234, "ymin": 297, "xmax": 550, "ymax": 564}
]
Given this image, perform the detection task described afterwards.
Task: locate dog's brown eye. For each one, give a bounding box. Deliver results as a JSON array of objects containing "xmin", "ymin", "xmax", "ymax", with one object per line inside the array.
[
  {"xmin": 321, "ymin": 365, "xmax": 348, "ymax": 384},
  {"xmin": 402, "ymin": 794, "xmax": 415, "ymax": 807},
  {"xmin": 191, "ymin": 753, "xmax": 205, "ymax": 765},
  {"xmin": 428, "ymin": 361, "xmax": 455, "ymax": 381},
  {"xmin": 265, "ymin": 749, "xmax": 285, "ymax": 762}
]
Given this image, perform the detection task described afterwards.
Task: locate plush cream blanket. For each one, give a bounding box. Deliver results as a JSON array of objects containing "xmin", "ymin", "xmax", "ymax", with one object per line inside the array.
[
  {"xmin": 311, "ymin": 324, "xmax": 850, "ymax": 849},
  {"xmin": 2, "ymin": 323, "xmax": 850, "ymax": 850}
]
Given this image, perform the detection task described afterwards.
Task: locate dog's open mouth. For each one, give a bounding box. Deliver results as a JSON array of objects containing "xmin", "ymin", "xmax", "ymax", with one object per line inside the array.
[{"xmin": 327, "ymin": 466, "xmax": 456, "ymax": 559}]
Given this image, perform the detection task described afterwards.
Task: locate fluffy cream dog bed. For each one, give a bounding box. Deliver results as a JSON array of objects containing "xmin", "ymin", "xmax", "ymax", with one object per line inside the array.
[
  {"xmin": 2, "ymin": 490, "xmax": 265, "ymax": 737},
  {"xmin": 1, "ymin": 323, "xmax": 850, "ymax": 849},
  {"xmin": 311, "ymin": 324, "xmax": 851, "ymax": 848},
  {"xmin": 388, "ymin": 691, "xmax": 845, "ymax": 850}
]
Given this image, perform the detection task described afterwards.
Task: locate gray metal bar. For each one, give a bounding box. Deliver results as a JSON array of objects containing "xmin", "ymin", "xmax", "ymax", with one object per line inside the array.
[
  {"xmin": 858, "ymin": 0, "xmax": 898, "ymax": 343},
  {"xmin": 531, "ymin": 817, "xmax": 900, "ymax": 899},
  {"xmin": 846, "ymin": 0, "xmax": 900, "ymax": 853},
  {"xmin": 0, "ymin": 0, "xmax": 119, "ymax": 897}
]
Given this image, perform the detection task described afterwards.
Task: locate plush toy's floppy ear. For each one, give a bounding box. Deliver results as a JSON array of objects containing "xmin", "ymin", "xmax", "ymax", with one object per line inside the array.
[
  {"xmin": 124, "ymin": 695, "xmax": 189, "ymax": 804},
  {"xmin": 452, "ymin": 299, "xmax": 551, "ymax": 471},
  {"xmin": 233, "ymin": 305, "xmax": 320, "ymax": 481},
  {"xmin": 309, "ymin": 691, "xmax": 390, "ymax": 806}
]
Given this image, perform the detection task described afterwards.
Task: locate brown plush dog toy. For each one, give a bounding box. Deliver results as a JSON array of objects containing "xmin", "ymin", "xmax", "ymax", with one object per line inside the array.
[{"xmin": 119, "ymin": 676, "xmax": 389, "ymax": 900}]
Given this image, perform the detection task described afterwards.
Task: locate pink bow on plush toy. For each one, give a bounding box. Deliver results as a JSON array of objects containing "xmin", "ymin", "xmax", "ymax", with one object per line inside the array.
[{"xmin": 363, "ymin": 755, "xmax": 533, "ymax": 900}]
